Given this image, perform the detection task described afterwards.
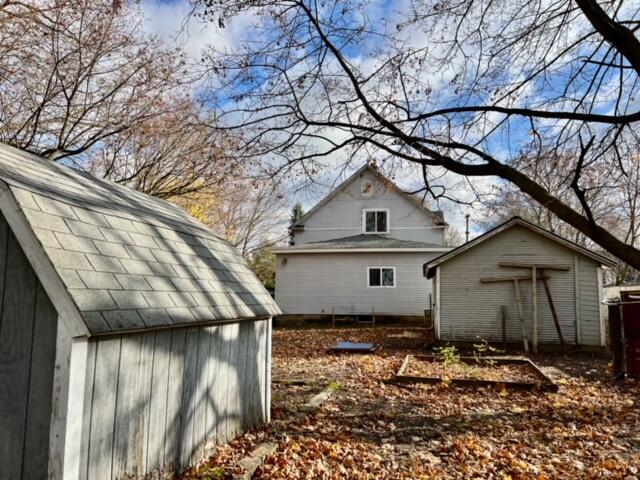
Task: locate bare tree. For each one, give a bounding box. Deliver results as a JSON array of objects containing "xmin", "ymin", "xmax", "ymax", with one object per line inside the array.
[
  {"xmin": 193, "ymin": 0, "xmax": 640, "ymax": 269},
  {"xmin": 85, "ymin": 99, "xmax": 240, "ymax": 198},
  {"xmin": 173, "ymin": 178, "xmax": 289, "ymax": 257},
  {"xmin": 0, "ymin": 0, "xmax": 190, "ymax": 160}
]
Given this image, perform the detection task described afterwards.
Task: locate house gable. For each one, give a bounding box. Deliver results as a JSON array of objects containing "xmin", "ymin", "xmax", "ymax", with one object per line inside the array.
[{"xmin": 293, "ymin": 165, "xmax": 446, "ymax": 245}]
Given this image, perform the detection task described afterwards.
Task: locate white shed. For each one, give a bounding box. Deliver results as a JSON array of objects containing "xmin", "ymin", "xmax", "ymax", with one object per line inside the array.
[
  {"xmin": 424, "ymin": 217, "xmax": 615, "ymax": 347},
  {"xmin": 0, "ymin": 143, "xmax": 280, "ymax": 479}
]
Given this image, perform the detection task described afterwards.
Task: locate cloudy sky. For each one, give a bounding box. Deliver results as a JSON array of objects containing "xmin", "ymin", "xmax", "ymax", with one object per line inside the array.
[{"xmin": 139, "ymin": 0, "xmax": 495, "ymax": 235}]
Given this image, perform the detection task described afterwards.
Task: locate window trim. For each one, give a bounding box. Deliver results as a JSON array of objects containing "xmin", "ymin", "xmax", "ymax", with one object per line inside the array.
[
  {"xmin": 362, "ymin": 208, "xmax": 390, "ymax": 234},
  {"xmin": 367, "ymin": 266, "xmax": 396, "ymax": 288}
]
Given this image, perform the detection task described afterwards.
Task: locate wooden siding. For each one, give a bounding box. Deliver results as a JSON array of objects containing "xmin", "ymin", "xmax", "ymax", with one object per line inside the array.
[
  {"xmin": 0, "ymin": 213, "xmax": 58, "ymax": 480},
  {"xmin": 78, "ymin": 319, "xmax": 269, "ymax": 479},
  {"xmin": 295, "ymin": 170, "xmax": 445, "ymax": 245},
  {"xmin": 438, "ymin": 225, "xmax": 602, "ymax": 345},
  {"xmin": 275, "ymin": 252, "xmax": 438, "ymax": 315}
]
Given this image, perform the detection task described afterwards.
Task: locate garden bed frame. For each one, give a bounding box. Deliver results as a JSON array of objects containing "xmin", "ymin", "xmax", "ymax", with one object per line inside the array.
[{"xmin": 396, "ymin": 355, "xmax": 558, "ymax": 392}]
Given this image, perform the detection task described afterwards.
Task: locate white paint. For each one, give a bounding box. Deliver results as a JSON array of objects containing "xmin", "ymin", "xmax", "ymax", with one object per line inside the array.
[
  {"xmin": 575, "ymin": 255, "xmax": 581, "ymax": 345},
  {"xmin": 60, "ymin": 337, "xmax": 90, "ymax": 480},
  {"xmin": 0, "ymin": 181, "xmax": 88, "ymax": 337},
  {"xmin": 597, "ymin": 267, "xmax": 605, "ymax": 346},
  {"xmin": 434, "ymin": 267, "xmax": 441, "ymax": 340},
  {"xmin": 265, "ymin": 318, "xmax": 272, "ymax": 424},
  {"xmin": 48, "ymin": 319, "xmax": 74, "ymax": 479}
]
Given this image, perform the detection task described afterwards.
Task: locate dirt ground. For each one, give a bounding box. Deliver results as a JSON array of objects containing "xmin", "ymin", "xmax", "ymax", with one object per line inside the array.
[{"xmin": 180, "ymin": 326, "xmax": 640, "ymax": 480}]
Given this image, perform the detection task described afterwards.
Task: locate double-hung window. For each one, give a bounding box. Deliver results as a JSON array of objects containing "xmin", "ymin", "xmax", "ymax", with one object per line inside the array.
[
  {"xmin": 363, "ymin": 209, "xmax": 389, "ymax": 234},
  {"xmin": 368, "ymin": 267, "xmax": 395, "ymax": 288}
]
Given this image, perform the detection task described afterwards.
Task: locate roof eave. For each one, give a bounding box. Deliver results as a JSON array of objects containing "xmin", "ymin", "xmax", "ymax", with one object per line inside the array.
[{"xmin": 273, "ymin": 247, "xmax": 452, "ymax": 254}]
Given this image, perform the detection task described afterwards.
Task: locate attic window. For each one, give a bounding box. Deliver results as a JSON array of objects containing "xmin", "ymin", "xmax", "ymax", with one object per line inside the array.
[
  {"xmin": 363, "ymin": 209, "xmax": 389, "ymax": 234},
  {"xmin": 361, "ymin": 180, "xmax": 373, "ymax": 196}
]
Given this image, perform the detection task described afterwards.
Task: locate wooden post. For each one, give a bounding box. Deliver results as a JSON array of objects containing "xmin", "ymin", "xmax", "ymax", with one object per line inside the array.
[
  {"xmin": 513, "ymin": 279, "xmax": 529, "ymax": 353},
  {"xmin": 332, "ymin": 307, "xmax": 335, "ymax": 329},
  {"xmin": 501, "ymin": 305, "xmax": 507, "ymax": 348},
  {"xmin": 532, "ymin": 266, "xmax": 538, "ymax": 354},
  {"xmin": 541, "ymin": 277, "xmax": 565, "ymax": 345},
  {"xmin": 371, "ymin": 307, "xmax": 376, "ymax": 326},
  {"xmin": 608, "ymin": 301, "xmax": 625, "ymax": 379}
]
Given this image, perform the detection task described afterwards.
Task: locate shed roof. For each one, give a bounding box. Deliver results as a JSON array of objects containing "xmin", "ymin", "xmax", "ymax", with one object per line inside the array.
[
  {"xmin": 273, "ymin": 233, "xmax": 449, "ymax": 253},
  {"xmin": 0, "ymin": 143, "xmax": 280, "ymax": 336},
  {"xmin": 423, "ymin": 216, "xmax": 616, "ymax": 278}
]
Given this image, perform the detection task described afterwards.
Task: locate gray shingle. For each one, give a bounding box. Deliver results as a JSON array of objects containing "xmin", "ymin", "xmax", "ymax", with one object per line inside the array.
[
  {"xmin": 54, "ymin": 232, "xmax": 98, "ymax": 254},
  {"xmin": 69, "ymin": 289, "xmax": 117, "ymax": 311},
  {"xmin": 138, "ymin": 308, "xmax": 173, "ymax": 327},
  {"xmin": 189, "ymin": 306, "xmax": 216, "ymax": 321},
  {"xmin": 72, "ymin": 207, "xmax": 110, "ymax": 227},
  {"xmin": 46, "ymin": 247, "xmax": 92, "ymax": 270},
  {"xmin": 33, "ymin": 228, "xmax": 62, "ymax": 248},
  {"xmin": 105, "ymin": 215, "xmax": 138, "ymax": 233},
  {"xmin": 142, "ymin": 291, "xmax": 176, "ymax": 308},
  {"xmin": 23, "ymin": 208, "xmax": 71, "ymax": 233},
  {"xmin": 124, "ymin": 245, "xmax": 155, "ymax": 262},
  {"xmin": 168, "ymin": 292, "xmax": 198, "ymax": 307},
  {"xmin": 109, "ymin": 290, "xmax": 149, "ymax": 309},
  {"xmin": 147, "ymin": 261, "xmax": 176, "ymax": 277},
  {"xmin": 115, "ymin": 274, "xmax": 152, "ymax": 291},
  {"xmin": 94, "ymin": 240, "xmax": 130, "ymax": 258},
  {"xmin": 86, "ymin": 254, "xmax": 127, "ymax": 274},
  {"xmin": 34, "ymin": 195, "xmax": 78, "ymax": 219},
  {"xmin": 81, "ymin": 311, "xmax": 111, "ymax": 333},
  {"xmin": 57, "ymin": 268, "xmax": 86, "ymax": 289},
  {"xmin": 128, "ymin": 232, "xmax": 157, "ymax": 249},
  {"xmin": 120, "ymin": 258, "xmax": 153, "ymax": 275},
  {"xmin": 166, "ymin": 307, "xmax": 195, "ymax": 324},
  {"xmin": 65, "ymin": 219, "xmax": 105, "ymax": 240},
  {"xmin": 145, "ymin": 276, "xmax": 176, "ymax": 292},
  {"xmin": 101, "ymin": 309, "xmax": 144, "ymax": 330},
  {"xmin": 78, "ymin": 271, "xmax": 121, "ymax": 290},
  {"xmin": 12, "ymin": 188, "xmax": 39, "ymax": 209},
  {"xmin": 169, "ymin": 277, "xmax": 198, "ymax": 292}
]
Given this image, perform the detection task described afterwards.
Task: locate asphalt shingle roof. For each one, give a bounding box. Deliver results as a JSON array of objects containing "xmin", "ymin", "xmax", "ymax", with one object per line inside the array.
[
  {"xmin": 284, "ymin": 233, "xmax": 445, "ymax": 250},
  {"xmin": 0, "ymin": 143, "xmax": 280, "ymax": 335}
]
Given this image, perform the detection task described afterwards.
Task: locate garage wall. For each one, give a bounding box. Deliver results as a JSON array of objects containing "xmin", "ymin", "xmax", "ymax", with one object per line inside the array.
[
  {"xmin": 438, "ymin": 225, "xmax": 603, "ymax": 346},
  {"xmin": 275, "ymin": 251, "xmax": 438, "ymax": 316}
]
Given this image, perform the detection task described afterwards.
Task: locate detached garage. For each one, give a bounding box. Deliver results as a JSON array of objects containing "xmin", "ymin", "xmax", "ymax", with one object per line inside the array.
[
  {"xmin": 424, "ymin": 217, "xmax": 615, "ymax": 349},
  {"xmin": 0, "ymin": 143, "xmax": 280, "ymax": 480}
]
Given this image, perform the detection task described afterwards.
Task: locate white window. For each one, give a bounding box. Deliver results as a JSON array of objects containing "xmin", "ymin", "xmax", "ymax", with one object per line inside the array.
[
  {"xmin": 368, "ymin": 267, "xmax": 395, "ymax": 288},
  {"xmin": 361, "ymin": 180, "xmax": 373, "ymax": 196},
  {"xmin": 363, "ymin": 209, "xmax": 389, "ymax": 234}
]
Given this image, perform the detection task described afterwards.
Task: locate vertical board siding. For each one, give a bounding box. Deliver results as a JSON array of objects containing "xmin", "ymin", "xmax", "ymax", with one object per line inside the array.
[
  {"xmin": 295, "ymin": 170, "xmax": 445, "ymax": 245},
  {"xmin": 0, "ymin": 215, "xmax": 58, "ymax": 480},
  {"xmin": 578, "ymin": 257, "xmax": 602, "ymax": 346},
  {"xmin": 79, "ymin": 319, "xmax": 269, "ymax": 478},
  {"xmin": 438, "ymin": 225, "xmax": 602, "ymax": 346},
  {"xmin": 275, "ymin": 252, "xmax": 438, "ymax": 315}
]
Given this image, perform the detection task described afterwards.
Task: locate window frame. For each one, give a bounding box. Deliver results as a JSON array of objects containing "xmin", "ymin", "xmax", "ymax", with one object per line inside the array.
[
  {"xmin": 362, "ymin": 208, "xmax": 390, "ymax": 234},
  {"xmin": 367, "ymin": 266, "xmax": 396, "ymax": 288}
]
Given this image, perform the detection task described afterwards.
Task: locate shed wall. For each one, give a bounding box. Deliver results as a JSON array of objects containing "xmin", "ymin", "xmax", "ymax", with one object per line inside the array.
[
  {"xmin": 275, "ymin": 252, "xmax": 437, "ymax": 316},
  {"xmin": 438, "ymin": 225, "xmax": 602, "ymax": 346},
  {"xmin": 0, "ymin": 214, "xmax": 58, "ymax": 480},
  {"xmin": 295, "ymin": 170, "xmax": 445, "ymax": 245},
  {"xmin": 78, "ymin": 318, "xmax": 269, "ymax": 479}
]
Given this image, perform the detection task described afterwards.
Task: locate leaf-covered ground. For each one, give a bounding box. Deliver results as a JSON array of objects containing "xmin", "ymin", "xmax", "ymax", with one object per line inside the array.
[{"xmin": 180, "ymin": 326, "xmax": 640, "ymax": 479}]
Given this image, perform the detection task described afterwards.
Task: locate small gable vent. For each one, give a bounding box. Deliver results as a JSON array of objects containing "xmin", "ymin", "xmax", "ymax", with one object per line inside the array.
[{"xmin": 361, "ymin": 180, "xmax": 373, "ymax": 196}]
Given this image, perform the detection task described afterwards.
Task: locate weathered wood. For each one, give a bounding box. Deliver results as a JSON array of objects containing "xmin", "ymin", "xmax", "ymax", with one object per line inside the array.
[
  {"xmin": 513, "ymin": 279, "xmax": 529, "ymax": 353},
  {"xmin": 164, "ymin": 329, "xmax": 186, "ymax": 470},
  {"xmin": 225, "ymin": 323, "xmax": 240, "ymax": 441},
  {"xmin": 193, "ymin": 327, "xmax": 211, "ymax": 456},
  {"xmin": 541, "ymin": 278, "xmax": 565, "ymax": 345},
  {"xmin": 480, "ymin": 274, "xmax": 549, "ymax": 283},
  {"xmin": 146, "ymin": 331, "xmax": 171, "ymax": 473},
  {"xmin": 532, "ymin": 266, "xmax": 538, "ymax": 354},
  {"xmin": 138, "ymin": 332, "xmax": 155, "ymax": 475},
  {"xmin": 87, "ymin": 336, "xmax": 122, "ymax": 480},
  {"xmin": 205, "ymin": 326, "xmax": 220, "ymax": 444},
  {"xmin": 234, "ymin": 442, "xmax": 278, "ymax": 480},
  {"xmin": 113, "ymin": 334, "xmax": 144, "ymax": 479},
  {"xmin": 179, "ymin": 328, "xmax": 200, "ymax": 466},
  {"xmin": 78, "ymin": 341, "xmax": 97, "ymax": 480},
  {"xmin": 501, "ymin": 306, "xmax": 507, "ymax": 348},
  {"xmin": 499, "ymin": 262, "xmax": 570, "ymax": 271}
]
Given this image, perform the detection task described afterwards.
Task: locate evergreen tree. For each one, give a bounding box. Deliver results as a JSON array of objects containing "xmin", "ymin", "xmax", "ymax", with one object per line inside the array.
[{"xmin": 289, "ymin": 203, "xmax": 305, "ymax": 245}]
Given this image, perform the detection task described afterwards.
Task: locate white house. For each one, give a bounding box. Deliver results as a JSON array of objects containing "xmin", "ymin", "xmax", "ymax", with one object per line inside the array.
[{"xmin": 273, "ymin": 164, "xmax": 450, "ymax": 321}]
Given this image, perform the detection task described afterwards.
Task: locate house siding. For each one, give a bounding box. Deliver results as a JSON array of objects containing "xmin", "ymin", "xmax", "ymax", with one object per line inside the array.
[
  {"xmin": 438, "ymin": 225, "xmax": 602, "ymax": 346},
  {"xmin": 77, "ymin": 318, "xmax": 270, "ymax": 479},
  {"xmin": 294, "ymin": 169, "xmax": 445, "ymax": 245},
  {"xmin": 275, "ymin": 252, "xmax": 439, "ymax": 316}
]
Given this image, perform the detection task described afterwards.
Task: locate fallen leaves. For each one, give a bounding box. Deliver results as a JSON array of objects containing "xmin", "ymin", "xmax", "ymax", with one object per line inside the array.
[{"xmin": 180, "ymin": 327, "xmax": 640, "ymax": 480}]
